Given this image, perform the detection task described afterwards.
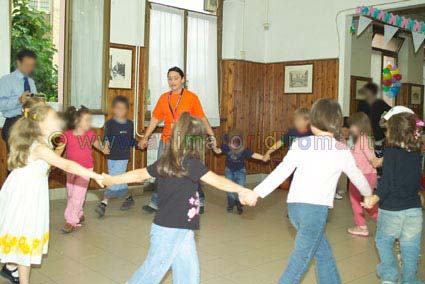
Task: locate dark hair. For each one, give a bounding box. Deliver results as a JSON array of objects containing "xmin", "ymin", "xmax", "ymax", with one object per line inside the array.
[
  {"xmin": 64, "ymin": 105, "xmax": 90, "ymax": 130},
  {"xmin": 386, "ymin": 113, "xmax": 420, "ymax": 152},
  {"xmin": 16, "ymin": 49, "xmax": 37, "ymax": 62},
  {"xmin": 361, "ymin": 82, "xmax": 379, "ymax": 97},
  {"xmin": 157, "ymin": 112, "xmax": 205, "ymax": 177},
  {"xmin": 227, "ymin": 128, "xmax": 245, "ymax": 154},
  {"xmin": 310, "ymin": 98, "xmax": 343, "ymax": 140},
  {"xmin": 112, "ymin": 95, "xmax": 129, "ymax": 108},
  {"xmin": 167, "ymin": 66, "xmax": 185, "ymax": 78}
]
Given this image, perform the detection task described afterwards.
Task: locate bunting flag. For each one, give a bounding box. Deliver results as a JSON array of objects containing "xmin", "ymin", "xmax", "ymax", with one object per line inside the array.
[
  {"xmin": 412, "ymin": 32, "xmax": 425, "ymax": 53},
  {"xmin": 357, "ymin": 16, "xmax": 373, "ymax": 36},
  {"xmin": 384, "ymin": 25, "xmax": 399, "ymax": 46}
]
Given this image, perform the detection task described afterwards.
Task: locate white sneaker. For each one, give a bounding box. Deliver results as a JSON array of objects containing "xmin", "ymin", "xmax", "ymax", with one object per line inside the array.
[{"xmin": 335, "ymin": 192, "xmax": 343, "ymax": 200}]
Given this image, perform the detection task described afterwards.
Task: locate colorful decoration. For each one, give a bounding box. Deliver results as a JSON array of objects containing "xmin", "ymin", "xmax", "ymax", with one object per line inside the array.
[
  {"xmin": 357, "ymin": 6, "xmax": 425, "ymax": 35},
  {"xmin": 382, "ymin": 64, "xmax": 402, "ymax": 98},
  {"xmin": 349, "ymin": 17, "xmax": 356, "ymax": 34}
]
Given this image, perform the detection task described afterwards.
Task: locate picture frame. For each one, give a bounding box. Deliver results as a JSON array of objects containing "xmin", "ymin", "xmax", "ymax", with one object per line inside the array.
[
  {"xmin": 284, "ymin": 64, "xmax": 313, "ymax": 94},
  {"xmin": 410, "ymin": 85, "xmax": 423, "ymax": 105},
  {"xmin": 204, "ymin": 0, "xmax": 218, "ymax": 13},
  {"xmin": 355, "ymin": 79, "xmax": 370, "ymax": 100},
  {"xmin": 109, "ymin": 46, "xmax": 133, "ymax": 89}
]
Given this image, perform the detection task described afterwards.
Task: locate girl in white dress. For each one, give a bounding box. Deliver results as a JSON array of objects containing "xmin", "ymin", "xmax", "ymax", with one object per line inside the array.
[{"xmin": 0, "ymin": 105, "xmax": 104, "ymax": 284}]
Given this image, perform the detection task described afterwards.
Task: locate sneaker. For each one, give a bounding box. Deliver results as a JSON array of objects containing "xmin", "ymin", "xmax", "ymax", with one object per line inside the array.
[
  {"xmin": 335, "ymin": 192, "xmax": 344, "ymax": 200},
  {"xmin": 347, "ymin": 226, "xmax": 369, "ymax": 237},
  {"xmin": 199, "ymin": 206, "xmax": 205, "ymax": 214},
  {"xmin": 120, "ymin": 196, "xmax": 135, "ymax": 211},
  {"xmin": 1, "ymin": 265, "xmax": 19, "ymax": 283},
  {"xmin": 142, "ymin": 205, "xmax": 156, "ymax": 214},
  {"xmin": 95, "ymin": 203, "xmax": 107, "ymax": 217},
  {"xmin": 227, "ymin": 206, "xmax": 233, "ymax": 213},
  {"xmin": 62, "ymin": 223, "xmax": 75, "ymax": 234}
]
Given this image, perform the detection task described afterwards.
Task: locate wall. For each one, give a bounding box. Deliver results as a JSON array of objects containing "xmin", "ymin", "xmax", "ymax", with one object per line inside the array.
[
  {"xmin": 0, "ymin": 0, "xmax": 10, "ymax": 77},
  {"xmin": 207, "ymin": 58, "xmax": 339, "ymax": 174}
]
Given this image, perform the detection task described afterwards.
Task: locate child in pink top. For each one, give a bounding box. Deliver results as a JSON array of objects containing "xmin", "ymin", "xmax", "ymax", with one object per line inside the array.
[
  {"xmin": 347, "ymin": 112, "xmax": 381, "ymax": 237},
  {"xmin": 61, "ymin": 106, "xmax": 109, "ymax": 233}
]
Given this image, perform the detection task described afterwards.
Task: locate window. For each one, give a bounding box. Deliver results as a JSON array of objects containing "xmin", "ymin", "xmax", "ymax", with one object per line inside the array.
[
  {"xmin": 149, "ymin": 0, "xmax": 215, "ymax": 14},
  {"xmin": 146, "ymin": 2, "xmax": 220, "ymax": 126}
]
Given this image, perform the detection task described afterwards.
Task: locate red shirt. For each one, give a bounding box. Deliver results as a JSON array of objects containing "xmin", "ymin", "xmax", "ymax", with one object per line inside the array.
[{"xmin": 63, "ymin": 130, "xmax": 96, "ymax": 168}]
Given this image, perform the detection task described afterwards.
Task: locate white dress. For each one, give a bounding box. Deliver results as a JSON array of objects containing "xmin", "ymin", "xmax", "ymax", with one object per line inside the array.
[{"xmin": 0, "ymin": 143, "xmax": 50, "ymax": 266}]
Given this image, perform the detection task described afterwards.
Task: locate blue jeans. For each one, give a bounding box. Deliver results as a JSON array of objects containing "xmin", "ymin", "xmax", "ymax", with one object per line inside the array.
[
  {"xmin": 376, "ymin": 208, "xmax": 423, "ymax": 284},
  {"xmin": 148, "ymin": 141, "xmax": 205, "ymax": 209},
  {"xmin": 105, "ymin": 159, "xmax": 129, "ymax": 199},
  {"xmin": 225, "ymin": 167, "xmax": 246, "ymax": 208},
  {"xmin": 128, "ymin": 224, "xmax": 199, "ymax": 284},
  {"xmin": 280, "ymin": 203, "xmax": 341, "ymax": 284}
]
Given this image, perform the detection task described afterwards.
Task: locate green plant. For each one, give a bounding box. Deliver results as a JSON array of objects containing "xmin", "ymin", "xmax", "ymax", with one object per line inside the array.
[{"xmin": 11, "ymin": 0, "xmax": 58, "ymax": 102}]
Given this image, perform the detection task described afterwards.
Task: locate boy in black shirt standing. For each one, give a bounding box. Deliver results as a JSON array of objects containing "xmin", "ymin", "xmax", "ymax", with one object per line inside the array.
[{"xmin": 96, "ymin": 96, "xmax": 136, "ymax": 217}]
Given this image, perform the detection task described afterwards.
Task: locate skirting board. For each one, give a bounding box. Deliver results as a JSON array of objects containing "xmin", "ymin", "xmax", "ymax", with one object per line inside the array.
[{"xmin": 48, "ymin": 173, "xmax": 268, "ymax": 201}]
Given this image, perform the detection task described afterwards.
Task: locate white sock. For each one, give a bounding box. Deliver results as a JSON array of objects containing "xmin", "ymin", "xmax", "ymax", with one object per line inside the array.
[{"xmin": 6, "ymin": 264, "xmax": 18, "ymax": 277}]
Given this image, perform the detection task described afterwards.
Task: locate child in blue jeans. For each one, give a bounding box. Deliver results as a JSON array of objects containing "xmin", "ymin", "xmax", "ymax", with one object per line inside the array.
[
  {"xmin": 365, "ymin": 111, "xmax": 423, "ymax": 284},
  {"xmin": 214, "ymin": 129, "xmax": 265, "ymax": 214},
  {"xmin": 95, "ymin": 96, "xmax": 136, "ymax": 217},
  {"xmin": 102, "ymin": 113, "xmax": 253, "ymax": 284}
]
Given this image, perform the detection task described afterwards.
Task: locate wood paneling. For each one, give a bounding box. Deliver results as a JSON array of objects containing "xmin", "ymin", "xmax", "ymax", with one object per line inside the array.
[{"xmin": 205, "ymin": 58, "xmax": 339, "ymax": 174}]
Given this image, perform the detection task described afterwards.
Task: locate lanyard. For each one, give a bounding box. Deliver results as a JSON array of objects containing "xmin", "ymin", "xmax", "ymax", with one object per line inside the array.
[{"xmin": 168, "ymin": 88, "xmax": 184, "ymax": 121}]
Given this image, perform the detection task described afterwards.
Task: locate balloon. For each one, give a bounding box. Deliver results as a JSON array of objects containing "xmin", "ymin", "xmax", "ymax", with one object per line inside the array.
[
  {"xmin": 391, "ymin": 69, "xmax": 400, "ymax": 75},
  {"xmin": 383, "ymin": 73, "xmax": 392, "ymax": 81},
  {"xmin": 382, "ymin": 86, "xmax": 390, "ymax": 92},
  {"xmin": 398, "ymin": 74, "xmax": 402, "ymax": 81},
  {"xmin": 383, "ymin": 68, "xmax": 391, "ymax": 74},
  {"xmin": 391, "ymin": 87, "xmax": 400, "ymax": 95},
  {"xmin": 383, "ymin": 80, "xmax": 392, "ymax": 86},
  {"xmin": 386, "ymin": 64, "xmax": 393, "ymax": 70},
  {"xmin": 392, "ymin": 64, "xmax": 398, "ymax": 70},
  {"xmin": 393, "ymin": 81, "xmax": 402, "ymax": 87}
]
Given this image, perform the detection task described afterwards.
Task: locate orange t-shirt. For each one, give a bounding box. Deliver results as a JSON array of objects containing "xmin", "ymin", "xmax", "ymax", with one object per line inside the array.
[{"xmin": 152, "ymin": 89, "xmax": 206, "ymax": 141}]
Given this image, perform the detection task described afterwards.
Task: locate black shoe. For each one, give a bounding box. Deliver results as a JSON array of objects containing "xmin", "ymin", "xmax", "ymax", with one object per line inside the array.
[
  {"xmin": 120, "ymin": 196, "xmax": 135, "ymax": 211},
  {"xmin": 95, "ymin": 203, "xmax": 107, "ymax": 217},
  {"xmin": 236, "ymin": 206, "xmax": 243, "ymax": 215},
  {"xmin": 199, "ymin": 206, "xmax": 205, "ymax": 214},
  {"xmin": 227, "ymin": 206, "xmax": 233, "ymax": 213},
  {"xmin": 1, "ymin": 265, "xmax": 19, "ymax": 283},
  {"xmin": 142, "ymin": 205, "xmax": 156, "ymax": 214}
]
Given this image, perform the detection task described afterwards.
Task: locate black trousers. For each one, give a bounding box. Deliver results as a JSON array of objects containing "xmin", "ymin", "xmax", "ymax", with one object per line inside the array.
[{"xmin": 1, "ymin": 116, "xmax": 21, "ymax": 151}]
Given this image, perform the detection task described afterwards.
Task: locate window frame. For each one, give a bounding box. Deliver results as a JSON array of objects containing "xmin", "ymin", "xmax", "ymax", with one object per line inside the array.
[{"xmin": 143, "ymin": 0, "xmax": 223, "ymax": 122}]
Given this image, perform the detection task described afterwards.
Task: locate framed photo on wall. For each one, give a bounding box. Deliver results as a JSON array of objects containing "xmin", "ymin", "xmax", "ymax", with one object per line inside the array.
[
  {"xmin": 284, "ymin": 64, "xmax": 313, "ymax": 94},
  {"xmin": 204, "ymin": 0, "xmax": 218, "ymax": 12},
  {"xmin": 410, "ymin": 85, "xmax": 423, "ymax": 105},
  {"xmin": 109, "ymin": 47, "xmax": 133, "ymax": 89},
  {"xmin": 355, "ymin": 79, "xmax": 370, "ymax": 100}
]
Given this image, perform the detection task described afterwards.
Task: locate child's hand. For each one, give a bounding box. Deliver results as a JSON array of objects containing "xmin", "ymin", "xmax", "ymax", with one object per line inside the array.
[
  {"xmin": 240, "ymin": 190, "xmax": 259, "ymax": 207},
  {"xmin": 101, "ymin": 173, "xmax": 115, "ymax": 187},
  {"xmin": 93, "ymin": 173, "xmax": 104, "ymax": 188},
  {"xmin": 361, "ymin": 195, "xmax": 379, "ymax": 209},
  {"xmin": 263, "ymin": 153, "xmax": 271, "ymax": 162},
  {"xmin": 103, "ymin": 146, "xmax": 110, "ymax": 155},
  {"xmin": 372, "ymin": 157, "xmax": 383, "ymax": 168}
]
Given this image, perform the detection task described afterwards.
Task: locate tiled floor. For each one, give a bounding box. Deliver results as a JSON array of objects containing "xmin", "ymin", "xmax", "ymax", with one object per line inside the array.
[{"xmin": 3, "ymin": 185, "xmax": 424, "ymax": 284}]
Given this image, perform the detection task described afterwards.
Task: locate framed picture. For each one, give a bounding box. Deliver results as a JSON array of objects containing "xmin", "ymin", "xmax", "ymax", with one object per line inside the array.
[
  {"xmin": 355, "ymin": 79, "xmax": 370, "ymax": 100},
  {"xmin": 411, "ymin": 85, "xmax": 423, "ymax": 105},
  {"xmin": 284, "ymin": 64, "xmax": 313, "ymax": 94},
  {"xmin": 204, "ymin": 0, "xmax": 218, "ymax": 12},
  {"xmin": 109, "ymin": 47, "xmax": 133, "ymax": 89}
]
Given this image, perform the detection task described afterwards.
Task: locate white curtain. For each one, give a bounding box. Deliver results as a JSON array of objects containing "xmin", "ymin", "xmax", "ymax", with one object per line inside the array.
[
  {"xmin": 187, "ymin": 12, "xmax": 220, "ymax": 126},
  {"xmin": 0, "ymin": 0, "xmax": 10, "ymax": 127},
  {"xmin": 70, "ymin": 0, "xmax": 105, "ymax": 109},
  {"xmin": 148, "ymin": 4, "xmax": 184, "ymax": 114}
]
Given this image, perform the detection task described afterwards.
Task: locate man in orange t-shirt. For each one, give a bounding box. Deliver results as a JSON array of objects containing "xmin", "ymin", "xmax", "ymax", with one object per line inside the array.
[{"xmin": 138, "ymin": 66, "xmax": 215, "ymax": 212}]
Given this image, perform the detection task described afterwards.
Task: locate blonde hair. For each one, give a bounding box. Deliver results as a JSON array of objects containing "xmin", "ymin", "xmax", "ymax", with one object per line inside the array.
[
  {"xmin": 348, "ymin": 112, "xmax": 373, "ymax": 139},
  {"xmin": 157, "ymin": 112, "xmax": 205, "ymax": 177},
  {"xmin": 7, "ymin": 105, "xmax": 53, "ymax": 170},
  {"xmin": 294, "ymin": 107, "xmax": 310, "ymax": 120}
]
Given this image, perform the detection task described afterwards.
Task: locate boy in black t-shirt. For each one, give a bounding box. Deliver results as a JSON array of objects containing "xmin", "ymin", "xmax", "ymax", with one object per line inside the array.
[{"xmin": 95, "ymin": 96, "xmax": 136, "ymax": 217}]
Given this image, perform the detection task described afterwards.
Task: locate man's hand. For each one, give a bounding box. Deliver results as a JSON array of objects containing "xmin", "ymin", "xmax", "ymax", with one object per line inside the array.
[
  {"xmin": 19, "ymin": 91, "xmax": 31, "ymax": 103},
  {"xmin": 138, "ymin": 136, "xmax": 149, "ymax": 149}
]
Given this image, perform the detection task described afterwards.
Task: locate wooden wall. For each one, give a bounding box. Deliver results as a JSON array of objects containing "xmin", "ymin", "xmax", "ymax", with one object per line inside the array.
[
  {"xmin": 396, "ymin": 83, "xmax": 424, "ymax": 119},
  {"xmin": 205, "ymin": 58, "xmax": 340, "ymax": 174}
]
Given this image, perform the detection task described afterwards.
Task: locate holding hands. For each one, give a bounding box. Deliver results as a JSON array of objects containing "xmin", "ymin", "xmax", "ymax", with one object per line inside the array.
[
  {"xmin": 361, "ymin": 195, "xmax": 380, "ymax": 209},
  {"xmin": 239, "ymin": 189, "xmax": 259, "ymax": 207}
]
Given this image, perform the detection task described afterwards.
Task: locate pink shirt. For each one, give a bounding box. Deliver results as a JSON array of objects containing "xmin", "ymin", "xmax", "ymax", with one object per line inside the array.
[
  {"xmin": 350, "ymin": 135, "xmax": 376, "ymax": 175},
  {"xmin": 63, "ymin": 130, "xmax": 96, "ymax": 168}
]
